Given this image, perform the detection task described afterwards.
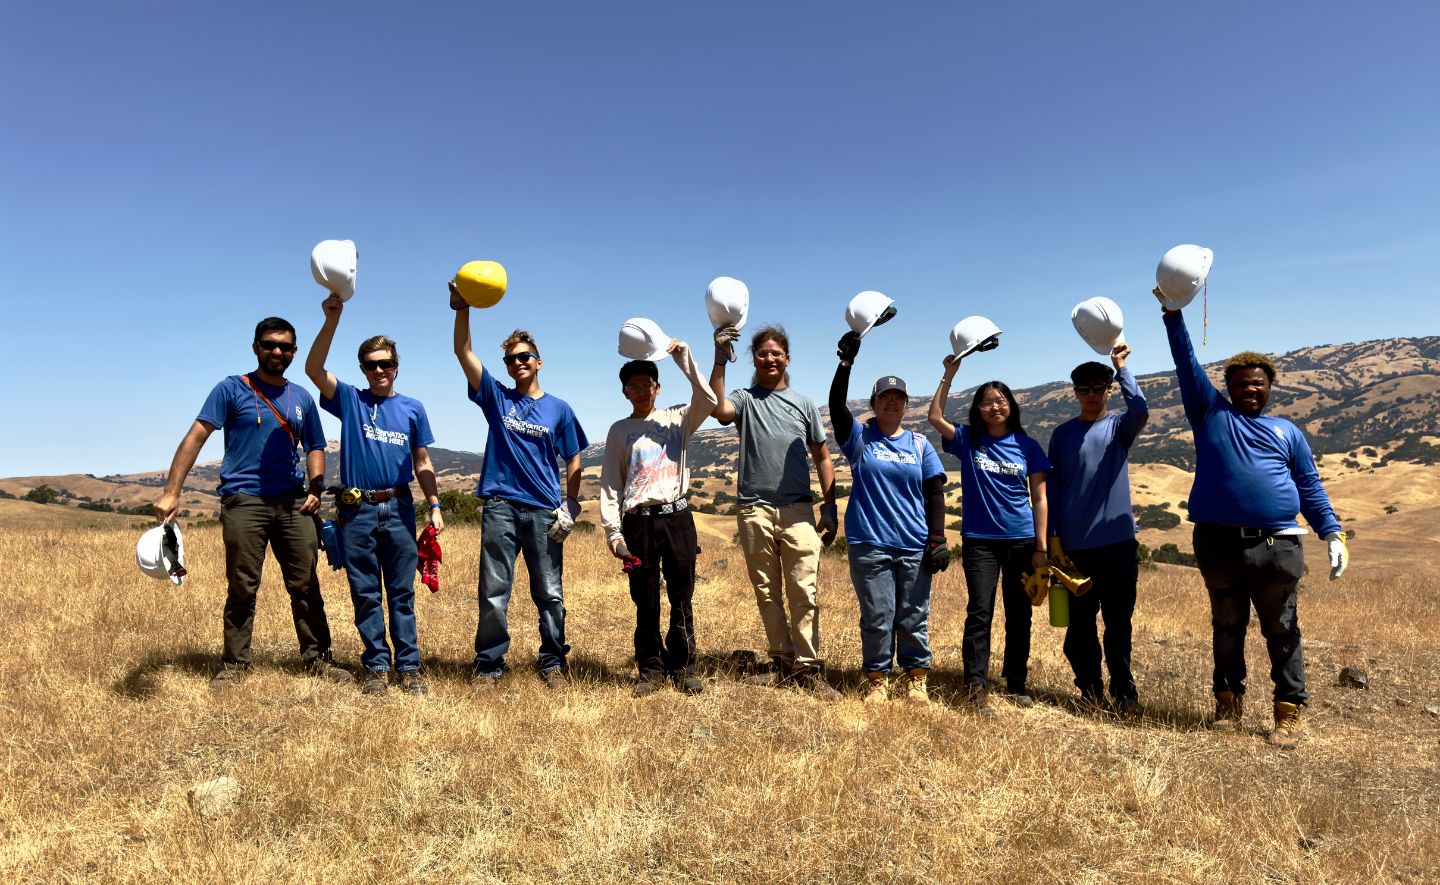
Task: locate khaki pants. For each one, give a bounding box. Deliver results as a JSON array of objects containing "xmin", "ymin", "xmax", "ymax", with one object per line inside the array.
[{"xmin": 736, "ymin": 501, "xmax": 823, "ymax": 668}]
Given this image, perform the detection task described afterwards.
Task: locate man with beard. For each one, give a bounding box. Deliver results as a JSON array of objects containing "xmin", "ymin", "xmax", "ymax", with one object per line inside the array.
[{"xmin": 154, "ymin": 317, "xmax": 352, "ymax": 689}]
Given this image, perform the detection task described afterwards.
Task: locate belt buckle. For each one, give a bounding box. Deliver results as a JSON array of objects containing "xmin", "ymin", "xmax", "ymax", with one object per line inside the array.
[
  {"xmin": 340, "ymin": 487, "xmax": 363, "ymax": 506},
  {"xmin": 1239, "ymin": 526, "xmax": 1263, "ymax": 539}
]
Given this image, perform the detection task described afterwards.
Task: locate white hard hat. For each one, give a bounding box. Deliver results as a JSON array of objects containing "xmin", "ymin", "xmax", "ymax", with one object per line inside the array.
[
  {"xmin": 1071, "ymin": 297, "xmax": 1127, "ymax": 356},
  {"xmin": 311, "ymin": 239, "xmax": 357, "ymax": 301},
  {"xmin": 135, "ymin": 523, "xmax": 186, "ymax": 586},
  {"xmin": 704, "ymin": 276, "xmax": 749, "ymax": 331},
  {"xmin": 845, "ymin": 290, "xmax": 896, "ymax": 337},
  {"xmin": 1155, "ymin": 244, "xmax": 1213, "ymax": 310},
  {"xmin": 618, "ymin": 317, "xmax": 671, "ymax": 361},
  {"xmin": 949, "ymin": 316, "xmax": 1003, "ymax": 358}
]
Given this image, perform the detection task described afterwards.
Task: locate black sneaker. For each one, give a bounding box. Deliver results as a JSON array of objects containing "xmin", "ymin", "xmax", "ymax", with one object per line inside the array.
[
  {"xmin": 1116, "ymin": 696, "xmax": 1144, "ymax": 721},
  {"xmin": 633, "ymin": 678, "xmax": 665, "ymax": 698},
  {"xmin": 362, "ymin": 669, "xmax": 389, "ymax": 696},
  {"xmin": 209, "ymin": 665, "xmax": 248, "ymax": 691},
  {"xmin": 1006, "ymin": 687, "xmax": 1036, "ymax": 709},
  {"xmin": 308, "ymin": 655, "xmax": 355, "ymax": 685},
  {"xmin": 676, "ymin": 674, "xmax": 705, "ymax": 695},
  {"xmin": 792, "ymin": 667, "xmax": 841, "ymax": 701},
  {"xmin": 398, "ymin": 671, "xmax": 429, "ymax": 696},
  {"xmin": 969, "ymin": 685, "xmax": 998, "ymax": 719}
]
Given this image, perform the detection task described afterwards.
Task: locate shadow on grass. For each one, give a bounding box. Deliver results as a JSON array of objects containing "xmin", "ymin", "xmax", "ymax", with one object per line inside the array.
[{"xmin": 113, "ymin": 647, "xmax": 217, "ymax": 700}]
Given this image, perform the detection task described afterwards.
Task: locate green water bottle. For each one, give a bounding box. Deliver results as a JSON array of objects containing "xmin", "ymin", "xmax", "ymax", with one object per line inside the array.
[{"xmin": 1048, "ymin": 582, "xmax": 1069, "ymax": 629}]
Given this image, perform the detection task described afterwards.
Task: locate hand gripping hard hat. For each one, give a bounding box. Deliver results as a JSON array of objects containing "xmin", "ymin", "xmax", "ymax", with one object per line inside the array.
[
  {"xmin": 949, "ymin": 316, "xmax": 1002, "ymax": 358},
  {"xmin": 135, "ymin": 523, "xmax": 186, "ymax": 586},
  {"xmin": 310, "ymin": 239, "xmax": 357, "ymax": 301},
  {"xmin": 618, "ymin": 317, "xmax": 671, "ymax": 361},
  {"xmin": 1155, "ymin": 244, "xmax": 1214, "ymax": 310},
  {"xmin": 844, "ymin": 290, "xmax": 897, "ymax": 337},
  {"xmin": 453, "ymin": 260, "xmax": 509, "ymax": 309},
  {"xmin": 1070, "ymin": 297, "xmax": 1127, "ymax": 355},
  {"xmin": 704, "ymin": 276, "xmax": 749, "ymax": 331}
]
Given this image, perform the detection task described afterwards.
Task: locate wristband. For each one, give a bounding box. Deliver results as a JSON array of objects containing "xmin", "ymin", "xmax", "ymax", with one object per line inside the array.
[{"xmin": 430, "ymin": 502, "xmax": 443, "ymax": 511}]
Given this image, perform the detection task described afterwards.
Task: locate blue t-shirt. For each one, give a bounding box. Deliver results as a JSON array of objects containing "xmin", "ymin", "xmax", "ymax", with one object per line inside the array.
[
  {"xmin": 1046, "ymin": 366, "xmax": 1149, "ymax": 551},
  {"xmin": 321, "ymin": 381, "xmax": 435, "ymax": 490},
  {"xmin": 468, "ymin": 366, "xmax": 588, "ymax": 510},
  {"xmin": 198, "ymin": 374, "xmax": 326, "ymax": 496},
  {"xmin": 943, "ymin": 427, "xmax": 1050, "ymax": 540},
  {"xmin": 1165, "ymin": 312, "xmax": 1341, "ymax": 535},
  {"xmin": 840, "ymin": 417, "xmax": 945, "ymax": 551}
]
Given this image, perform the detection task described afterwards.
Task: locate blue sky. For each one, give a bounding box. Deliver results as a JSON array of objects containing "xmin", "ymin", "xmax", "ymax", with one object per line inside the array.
[{"xmin": 2, "ymin": 1, "xmax": 1436, "ymax": 477}]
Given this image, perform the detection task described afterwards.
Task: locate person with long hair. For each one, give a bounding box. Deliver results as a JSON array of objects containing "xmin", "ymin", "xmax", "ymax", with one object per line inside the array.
[
  {"xmin": 830, "ymin": 332, "xmax": 950, "ymax": 703},
  {"xmin": 928, "ymin": 354, "xmax": 1050, "ymax": 717}
]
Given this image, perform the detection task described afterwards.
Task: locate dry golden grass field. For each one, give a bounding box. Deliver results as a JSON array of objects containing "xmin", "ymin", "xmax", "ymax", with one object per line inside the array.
[{"xmin": 3, "ymin": 511, "xmax": 1438, "ymax": 884}]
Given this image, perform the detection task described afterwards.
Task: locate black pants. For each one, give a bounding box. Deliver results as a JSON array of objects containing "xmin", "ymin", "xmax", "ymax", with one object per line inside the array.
[
  {"xmin": 1062, "ymin": 540, "xmax": 1139, "ymax": 702},
  {"xmin": 622, "ymin": 508, "xmax": 699, "ymax": 680},
  {"xmin": 219, "ymin": 491, "xmax": 333, "ymax": 667},
  {"xmin": 1193, "ymin": 523, "xmax": 1308, "ymax": 704},
  {"xmin": 961, "ymin": 537, "xmax": 1036, "ymax": 691}
]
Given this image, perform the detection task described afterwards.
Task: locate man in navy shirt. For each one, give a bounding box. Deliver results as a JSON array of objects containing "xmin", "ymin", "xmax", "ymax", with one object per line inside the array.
[
  {"xmin": 1046, "ymin": 344, "xmax": 1148, "ymax": 719},
  {"xmin": 307, "ymin": 294, "xmax": 445, "ymax": 696},
  {"xmin": 452, "ymin": 285, "xmax": 588, "ymax": 690},
  {"xmin": 1160, "ymin": 292, "xmax": 1349, "ymax": 749},
  {"xmin": 154, "ymin": 318, "xmax": 352, "ymax": 689}
]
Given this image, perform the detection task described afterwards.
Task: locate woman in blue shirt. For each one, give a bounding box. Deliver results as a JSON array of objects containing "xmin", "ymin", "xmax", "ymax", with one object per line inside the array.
[
  {"xmin": 830, "ymin": 333, "xmax": 950, "ymax": 703},
  {"xmin": 928, "ymin": 352, "xmax": 1050, "ymax": 716}
]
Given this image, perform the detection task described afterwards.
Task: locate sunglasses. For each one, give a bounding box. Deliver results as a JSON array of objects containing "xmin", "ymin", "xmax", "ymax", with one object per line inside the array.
[
  {"xmin": 361, "ymin": 359, "xmax": 397, "ymax": 371},
  {"xmin": 256, "ymin": 339, "xmax": 296, "ymax": 354},
  {"xmin": 502, "ymin": 351, "xmax": 537, "ymax": 366},
  {"xmin": 1073, "ymin": 384, "xmax": 1112, "ymax": 395}
]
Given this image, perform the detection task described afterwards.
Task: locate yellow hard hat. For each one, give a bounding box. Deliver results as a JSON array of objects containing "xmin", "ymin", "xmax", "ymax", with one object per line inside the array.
[{"xmin": 454, "ymin": 260, "xmax": 508, "ymax": 309}]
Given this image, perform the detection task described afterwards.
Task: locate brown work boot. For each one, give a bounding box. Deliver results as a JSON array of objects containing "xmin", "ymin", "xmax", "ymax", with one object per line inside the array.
[
  {"xmin": 1210, "ymin": 691, "xmax": 1243, "ymax": 732},
  {"xmin": 208, "ymin": 665, "xmax": 248, "ymax": 691},
  {"xmin": 969, "ymin": 685, "xmax": 997, "ymax": 719},
  {"xmin": 1268, "ymin": 702, "xmax": 1305, "ymax": 749},
  {"xmin": 745, "ymin": 658, "xmax": 790, "ymax": 687},
  {"xmin": 862, "ymin": 671, "xmax": 889, "ymax": 704},
  {"xmin": 898, "ymin": 668, "xmax": 930, "ymax": 704}
]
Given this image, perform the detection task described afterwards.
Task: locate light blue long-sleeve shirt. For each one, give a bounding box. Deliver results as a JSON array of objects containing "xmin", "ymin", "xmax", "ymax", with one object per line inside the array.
[
  {"xmin": 1046, "ymin": 366, "xmax": 1149, "ymax": 551},
  {"xmin": 1165, "ymin": 312, "xmax": 1341, "ymax": 536}
]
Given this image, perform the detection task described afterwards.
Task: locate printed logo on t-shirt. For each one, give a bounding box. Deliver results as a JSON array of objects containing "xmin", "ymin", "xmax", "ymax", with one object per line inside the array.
[
  {"xmin": 975, "ymin": 450, "xmax": 1024, "ymax": 476},
  {"xmin": 503, "ymin": 411, "xmax": 551, "ymax": 439},
  {"xmin": 363, "ymin": 423, "xmax": 410, "ymax": 447},
  {"xmin": 872, "ymin": 449, "xmax": 918, "ymax": 465}
]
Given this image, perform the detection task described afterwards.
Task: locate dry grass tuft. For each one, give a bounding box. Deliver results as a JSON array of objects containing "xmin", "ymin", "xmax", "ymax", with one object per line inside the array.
[{"xmin": 1, "ymin": 523, "xmax": 1437, "ymax": 883}]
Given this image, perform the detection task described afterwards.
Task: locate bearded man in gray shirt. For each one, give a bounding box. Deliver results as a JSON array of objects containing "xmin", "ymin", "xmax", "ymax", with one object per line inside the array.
[{"xmin": 710, "ymin": 324, "xmax": 840, "ymax": 699}]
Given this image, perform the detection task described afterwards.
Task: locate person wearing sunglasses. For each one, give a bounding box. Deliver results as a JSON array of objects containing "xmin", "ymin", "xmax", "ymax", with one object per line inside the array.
[
  {"xmin": 153, "ymin": 317, "xmax": 352, "ymax": 689},
  {"xmin": 1158, "ymin": 290, "xmax": 1348, "ymax": 750},
  {"xmin": 1045, "ymin": 344, "xmax": 1149, "ymax": 720},
  {"xmin": 306, "ymin": 293, "xmax": 443, "ymax": 696},
  {"xmin": 452, "ymin": 285, "xmax": 589, "ymax": 691},
  {"xmin": 928, "ymin": 353, "xmax": 1050, "ymax": 716},
  {"xmin": 598, "ymin": 339, "xmax": 718, "ymax": 697}
]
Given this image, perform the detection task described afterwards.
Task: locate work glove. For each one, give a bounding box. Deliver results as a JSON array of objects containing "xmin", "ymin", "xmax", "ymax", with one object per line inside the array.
[
  {"xmin": 836, "ymin": 331, "xmax": 861, "ymax": 365},
  {"xmin": 1048, "ymin": 537, "xmax": 1075, "ymax": 571},
  {"xmin": 817, "ymin": 502, "xmax": 839, "ymax": 547},
  {"xmin": 714, "ymin": 324, "xmax": 741, "ymax": 363},
  {"xmin": 547, "ymin": 497, "xmax": 581, "ymax": 543},
  {"xmin": 1326, "ymin": 532, "xmax": 1349, "ymax": 580},
  {"xmin": 1022, "ymin": 568, "xmax": 1049, "ymax": 606},
  {"xmin": 614, "ymin": 540, "xmax": 643, "ymax": 574},
  {"xmin": 924, "ymin": 534, "xmax": 950, "ymax": 574},
  {"xmin": 449, "ymin": 281, "xmax": 467, "ymax": 311}
]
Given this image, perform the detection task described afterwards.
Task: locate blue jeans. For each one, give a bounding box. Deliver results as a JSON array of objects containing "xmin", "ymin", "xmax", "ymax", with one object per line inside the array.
[
  {"xmin": 849, "ymin": 543, "xmax": 933, "ymax": 673},
  {"xmin": 338, "ymin": 497, "xmax": 420, "ymax": 672},
  {"xmin": 474, "ymin": 497, "xmax": 569, "ymax": 676}
]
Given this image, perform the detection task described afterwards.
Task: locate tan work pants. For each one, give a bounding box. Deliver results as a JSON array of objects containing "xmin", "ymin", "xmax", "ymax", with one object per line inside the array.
[{"xmin": 736, "ymin": 501, "xmax": 823, "ymax": 668}]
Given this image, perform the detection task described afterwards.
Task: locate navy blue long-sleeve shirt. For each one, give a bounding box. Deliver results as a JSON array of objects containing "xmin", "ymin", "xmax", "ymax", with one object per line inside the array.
[
  {"xmin": 1046, "ymin": 365, "xmax": 1148, "ymax": 551},
  {"xmin": 1164, "ymin": 312, "xmax": 1341, "ymax": 536}
]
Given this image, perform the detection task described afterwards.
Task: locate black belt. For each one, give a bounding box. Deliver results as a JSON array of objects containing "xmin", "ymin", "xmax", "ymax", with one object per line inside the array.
[
  {"xmin": 634, "ymin": 497, "xmax": 689, "ymax": 517},
  {"xmin": 1199, "ymin": 522, "xmax": 1290, "ymax": 540},
  {"xmin": 332, "ymin": 485, "xmax": 412, "ymax": 505}
]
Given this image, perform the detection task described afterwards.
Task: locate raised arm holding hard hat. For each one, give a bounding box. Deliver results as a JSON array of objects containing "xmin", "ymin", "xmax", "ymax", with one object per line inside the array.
[
  {"xmin": 1156, "ymin": 262, "xmax": 1347, "ymax": 750},
  {"xmin": 306, "ymin": 292, "xmax": 442, "ymax": 696},
  {"xmin": 451, "ymin": 271, "xmax": 589, "ymax": 691},
  {"xmin": 153, "ymin": 317, "xmax": 350, "ymax": 689}
]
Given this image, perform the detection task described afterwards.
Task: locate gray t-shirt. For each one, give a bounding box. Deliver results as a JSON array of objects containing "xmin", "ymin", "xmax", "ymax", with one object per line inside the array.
[{"xmin": 729, "ymin": 385, "xmax": 826, "ymax": 505}]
